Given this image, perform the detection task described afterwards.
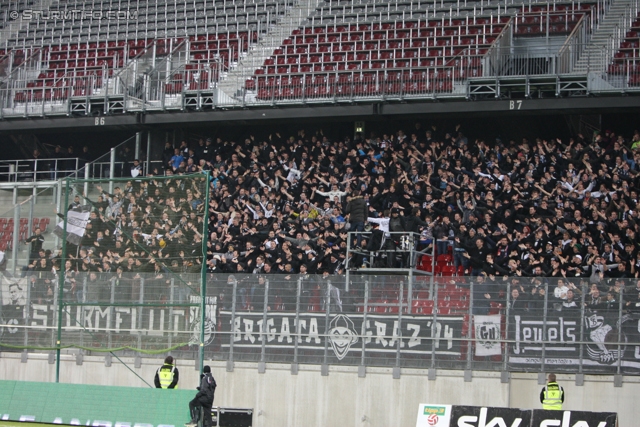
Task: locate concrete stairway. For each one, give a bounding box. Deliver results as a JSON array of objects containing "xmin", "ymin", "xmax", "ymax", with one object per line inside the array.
[
  {"xmin": 573, "ymin": 0, "xmax": 639, "ymax": 73},
  {"xmin": 216, "ymin": 0, "xmax": 324, "ymax": 102}
]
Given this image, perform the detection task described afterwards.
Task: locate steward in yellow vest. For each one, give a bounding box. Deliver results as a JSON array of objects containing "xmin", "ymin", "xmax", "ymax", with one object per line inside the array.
[
  {"xmin": 155, "ymin": 356, "xmax": 179, "ymax": 389},
  {"xmin": 540, "ymin": 373, "xmax": 564, "ymax": 410}
]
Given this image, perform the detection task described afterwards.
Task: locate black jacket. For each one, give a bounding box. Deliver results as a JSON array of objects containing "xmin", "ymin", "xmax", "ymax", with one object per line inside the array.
[
  {"xmin": 345, "ymin": 196, "xmax": 367, "ymax": 223},
  {"xmin": 25, "ymin": 234, "xmax": 45, "ymax": 254},
  {"xmin": 196, "ymin": 372, "xmax": 217, "ymax": 402}
]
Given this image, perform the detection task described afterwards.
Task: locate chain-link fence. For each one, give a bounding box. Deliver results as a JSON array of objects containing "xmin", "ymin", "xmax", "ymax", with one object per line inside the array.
[
  {"xmin": 0, "ymin": 183, "xmax": 61, "ymax": 275},
  {"xmin": 1, "ymin": 173, "xmax": 639, "ymax": 376},
  {"xmin": 199, "ymin": 273, "xmax": 640, "ymax": 375},
  {"xmin": 2, "ymin": 270, "xmax": 640, "ymax": 374},
  {"xmin": 0, "ymin": 173, "xmax": 211, "ymax": 379}
]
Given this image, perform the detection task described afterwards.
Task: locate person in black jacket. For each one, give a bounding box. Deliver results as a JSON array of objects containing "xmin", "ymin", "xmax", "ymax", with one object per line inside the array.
[
  {"xmin": 25, "ymin": 228, "xmax": 45, "ymax": 265},
  {"xmin": 345, "ymin": 190, "xmax": 367, "ymax": 247},
  {"xmin": 186, "ymin": 365, "xmax": 217, "ymax": 427}
]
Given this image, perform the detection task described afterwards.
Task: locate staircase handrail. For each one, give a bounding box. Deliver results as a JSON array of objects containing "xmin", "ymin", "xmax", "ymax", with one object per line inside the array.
[
  {"xmin": 482, "ymin": 16, "xmax": 513, "ymax": 77},
  {"xmin": 111, "ymin": 39, "xmax": 164, "ymax": 102},
  {"xmin": 557, "ymin": 14, "xmax": 588, "ymax": 73},
  {"xmin": 135, "ymin": 38, "xmax": 189, "ymax": 110},
  {"xmin": 4, "ymin": 47, "xmax": 42, "ymax": 82},
  {"xmin": 599, "ymin": 0, "xmax": 640, "ymax": 73}
]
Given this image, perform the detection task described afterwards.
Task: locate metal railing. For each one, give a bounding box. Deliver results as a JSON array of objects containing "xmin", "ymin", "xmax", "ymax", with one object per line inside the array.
[
  {"xmin": 0, "ymin": 1, "xmax": 639, "ymax": 116},
  {"xmin": 0, "ymin": 157, "xmax": 86, "ymax": 182},
  {"xmin": 603, "ymin": 0, "xmax": 640, "ymax": 73},
  {"xmin": 0, "ymin": 181, "xmax": 62, "ymax": 275},
  {"xmin": 557, "ymin": 13, "xmax": 591, "ymax": 73},
  {"xmin": 242, "ymin": 66, "xmax": 476, "ymax": 104},
  {"xmin": 2, "ymin": 271, "xmax": 639, "ymax": 376},
  {"xmin": 0, "ymin": 131, "xmax": 165, "ymax": 184},
  {"xmin": 1, "ymin": 43, "xmax": 640, "ymax": 113},
  {"xmin": 112, "ymin": 40, "xmax": 165, "ymax": 111}
]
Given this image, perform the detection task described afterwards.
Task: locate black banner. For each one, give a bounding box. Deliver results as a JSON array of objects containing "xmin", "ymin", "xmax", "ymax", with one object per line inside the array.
[
  {"xmin": 508, "ymin": 309, "xmax": 640, "ymax": 373},
  {"xmin": 530, "ymin": 410, "xmax": 617, "ymax": 427},
  {"xmin": 220, "ymin": 311, "xmax": 465, "ymax": 360},
  {"xmin": 1, "ymin": 301, "xmax": 210, "ymax": 347},
  {"xmin": 451, "ymin": 406, "xmax": 531, "ymax": 427}
]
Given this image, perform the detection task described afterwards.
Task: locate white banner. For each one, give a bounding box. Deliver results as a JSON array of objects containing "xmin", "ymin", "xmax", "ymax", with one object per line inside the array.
[
  {"xmin": 416, "ymin": 404, "xmax": 451, "ymax": 427},
  {"xmin": 53, "ymin": 208, "xmax": 91, "ymax": 245},
  {"xmin": 474, "ymin": 314, "xmax": 502, "ymax": 357}
]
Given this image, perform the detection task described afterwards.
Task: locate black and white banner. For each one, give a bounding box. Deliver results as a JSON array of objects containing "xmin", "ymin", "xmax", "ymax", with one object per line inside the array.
[
  {"xmin": 53, "ymin": 207, "xmax": 91, "ymax": 245},
  {"xmin": 474, "ymin": 315, "xmax": 502, "ymax": 357},
  {"xmin": 220, "ymin": 311, "xmax": 465, "ymax": 360},
  {"xmin": 187, "ymin": 295, "xmax": 217, "ymax": 347},
  {"xmin": 508, "ymin": 310, "xmax": 640, "ymax": 373},
  {"xmin": 0, "ymin": 278, "xmax": 27, "ymax": 345},
  {"xmin": 1, "ymin": 303, "xmax": 199, "ymax": 341}
]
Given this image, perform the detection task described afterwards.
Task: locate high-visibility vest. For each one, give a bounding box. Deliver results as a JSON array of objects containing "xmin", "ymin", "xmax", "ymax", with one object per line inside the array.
[
  {"xmin": 542, "ymin": 382, "xmax": 563, "ymax": 410},
  {"xmin": 157, "ymin": 365, "xmax": 177, "ymax": 389}
]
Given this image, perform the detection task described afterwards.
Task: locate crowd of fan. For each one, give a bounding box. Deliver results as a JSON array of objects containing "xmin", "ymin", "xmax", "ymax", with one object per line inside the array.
[
  {"xmin": 22, "ymin": 175, "xmax": 207, "ymax": 304},
  {"xmin": 18, "ymin": 124, "xmax": 640, "ymax": 313}
]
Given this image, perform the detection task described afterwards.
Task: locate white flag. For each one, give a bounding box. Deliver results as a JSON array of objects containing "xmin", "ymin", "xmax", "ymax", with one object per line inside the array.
[
  {"xmin": 53, "ymin": 208, "xmax": 91, "ymax": 245},
  {"xmin": 474, "ymin": 314, "xmax": 502, "ymax": 356}
]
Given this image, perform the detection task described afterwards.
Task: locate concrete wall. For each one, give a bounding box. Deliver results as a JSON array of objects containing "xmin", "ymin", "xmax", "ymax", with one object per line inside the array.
[{"xmin": 0, "ymin": 352, "xmax": 636, "ymax": 427}]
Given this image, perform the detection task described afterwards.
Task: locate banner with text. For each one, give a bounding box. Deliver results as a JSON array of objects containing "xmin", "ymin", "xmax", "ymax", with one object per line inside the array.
[
  {"xmin": 508, "ymin": 310, "xmax": 640, "ymax": 373},
  {"xmin": 450, "ymin": 406, "xmax": 531, "ymax": 427},
  {"xmin": 0, "ymin": 298, "xmax": 213, "ymax": 351},
  {"xmin": 220, "ymin": 311, "xmax": 465, "ymax": 360}
]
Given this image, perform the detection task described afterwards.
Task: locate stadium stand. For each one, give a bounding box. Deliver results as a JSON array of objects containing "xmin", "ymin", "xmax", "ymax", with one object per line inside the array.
[
  {"xmin": 609, "ymin": 12, "xmax": 640, "ymax": 85},
  {"xmin": 0, "ymin": 0, "xmax": 637, "ymax": 115},
  {"xmin": 0, "ymin": 2, "xmax": 638, "ymax": 395},
  {"xmin": 11, "ymin": 123, "xmax": 640, "ymax": 322},
  {"xmin": 0, "ymin": 0, "xmax": 293, "ymax": 112},
  {"xmin": 248, "ymin": 3, "xmax": 599, "ymax": 101}
]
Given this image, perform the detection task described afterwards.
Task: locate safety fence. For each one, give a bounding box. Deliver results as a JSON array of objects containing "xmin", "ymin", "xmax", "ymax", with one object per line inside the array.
[
  {"xmin": 2, "ymin": 271, "xmax": 639, "ymax": 375},
  {"xmin": 0, "ymin": 173, "xmax": 211, "ymax": 378},
  {"xmin": 0, "ymin": 272, "xmax": 202, "ymax": 354},
  {"xmin": 0, "ymin": 182, "xmax": 61, "ymax": 276}
]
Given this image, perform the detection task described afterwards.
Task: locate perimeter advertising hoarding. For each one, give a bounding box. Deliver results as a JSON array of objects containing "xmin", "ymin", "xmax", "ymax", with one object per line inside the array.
[
  {"xmin": 530, "ymin": 410, "xmax": 617, "ymax": 427},
  {"xmin": 450, "ymin": 406, "xmax": 531, "ymax": 427},
  {"xmin": 418, "ymin": 405, "xmax": 617, "ymax": 427},
  {"xmin": 0, "ymin": 381, "xmax": 191, "ymax": 427},
  {"xmin": 416, "ymin": 405, "xmax": 451, "ymax": 427}
]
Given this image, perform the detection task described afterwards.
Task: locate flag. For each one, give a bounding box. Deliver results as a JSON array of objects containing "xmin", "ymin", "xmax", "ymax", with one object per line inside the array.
[
  {"xmin": 474, "ymin": 314, "xmax": 502, "ymax": 356},
  {"xmin": 53, "ymin": 206, "xmax": 91, "ymax": 245}
]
